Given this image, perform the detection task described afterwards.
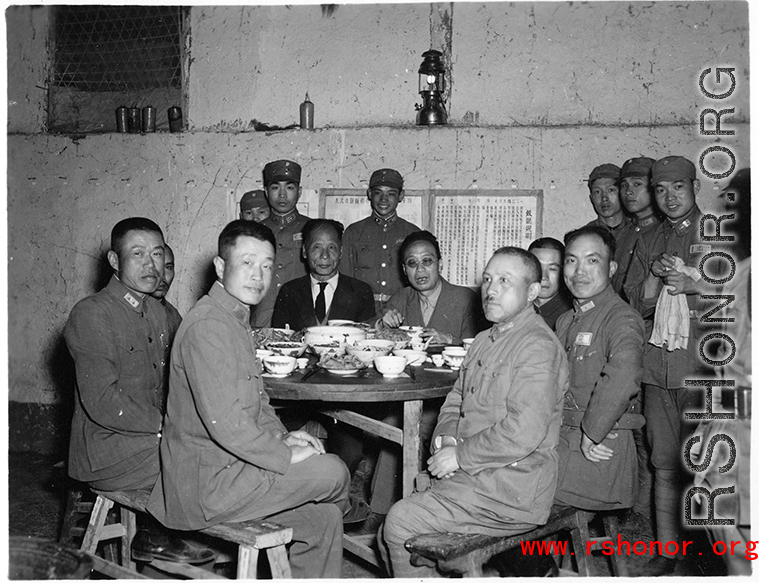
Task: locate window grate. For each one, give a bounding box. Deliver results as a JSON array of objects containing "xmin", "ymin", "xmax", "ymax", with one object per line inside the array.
[
  {"xmin": 53, "ymin": 5, "xmax": 182, "ymax": 92},
  {"xmin": 49, "ymin": 6, "xmax": 185, "ymax": 133}
]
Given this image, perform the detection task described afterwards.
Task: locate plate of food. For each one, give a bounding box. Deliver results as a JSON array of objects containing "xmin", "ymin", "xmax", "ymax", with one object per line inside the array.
[
  {"xmin": 252, "ymin": 327, "xmax": 295, "ymax": 347},
  {"xmin": 372, "ymin": 327, "xmax": 411, "ymax": 350},
  {"xmin": 319, "ymin": 353, "xmax": 367, "ymax": 375}
]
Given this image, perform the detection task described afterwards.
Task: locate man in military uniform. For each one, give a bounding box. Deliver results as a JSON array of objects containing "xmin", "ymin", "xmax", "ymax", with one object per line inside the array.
[
  {"xmin": 625, "ymin": 155, "xmax": 716, "ymax": 574},
  {"xmin": 614, "ymin": 157, "xmax": 663, "ymax": 299},
  {"xmin": 65, "ymin": 217, "xmax": 212, "ymax": 564},
  {"xmin": 615, "ymin": 156, "xmax": 662, "ymax": 529},
  {"xmin": 253, "ymin": 160, "xmax": 310, "ymax": 327},
  {"xmin": 340, "ymin": 168, "xmax": 420, "ymax": 312},
  {"xmin": 585, "ymin": 163, "xmax": 635, "ymax": 290},
  {"xmin": 239, "ymin": 189, "xmax": 270, "ymax": 223},
  {"xmin": 381, "ymin": 248, "xmax": 568, "ymax": 577},
  {"xmin": 553, "ymin": 226, "xmax": 645, "ymax": 511}
]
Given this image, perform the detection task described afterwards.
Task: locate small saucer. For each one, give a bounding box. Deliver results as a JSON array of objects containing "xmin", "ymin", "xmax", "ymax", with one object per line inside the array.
[
  {"xmin": 262, "ymin": 372, "xmax": 290, "ymax": 378},
  {"xmin": 381, "ymin": 373, "xmax": 403, "ymax": 378}
]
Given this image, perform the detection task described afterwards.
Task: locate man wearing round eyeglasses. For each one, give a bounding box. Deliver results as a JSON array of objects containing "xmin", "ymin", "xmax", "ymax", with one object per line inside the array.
[
  {"xmin": 379, "ymin": 230, "xmax": 485, "ymax": 345},
  {"xmin": 360, "ymin": 231, "xmax": 486, "ymax": 535}
]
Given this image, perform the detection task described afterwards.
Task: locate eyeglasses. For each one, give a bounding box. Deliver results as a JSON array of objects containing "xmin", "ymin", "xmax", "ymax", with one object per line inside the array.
[{"xmin": 404, "ymin": 257, "xmax": 438, "ymax": 269}]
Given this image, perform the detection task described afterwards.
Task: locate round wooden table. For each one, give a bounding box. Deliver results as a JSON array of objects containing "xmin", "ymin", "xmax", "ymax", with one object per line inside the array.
[{"xmin": 264, "ymin": 363, "xmax": 458, "ymax": 568}]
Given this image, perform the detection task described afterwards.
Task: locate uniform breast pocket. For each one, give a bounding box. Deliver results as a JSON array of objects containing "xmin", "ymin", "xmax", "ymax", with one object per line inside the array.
[
  {"xmin": 356, "ymin": 245, "xmax": 376, "ymax": 270},
  {"xmin": 117, "ymin": 344, "xmax": 147, "ymax": 378},
  {"xmin": 570, "ymin": 344, "xmax": 603, "ymax": 388}
]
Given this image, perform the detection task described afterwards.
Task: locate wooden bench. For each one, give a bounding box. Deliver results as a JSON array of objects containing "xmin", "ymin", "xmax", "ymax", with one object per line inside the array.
[
  {"xmin": 74, "ymin": 488, "xmax": 293, "ymax": 579},
  {"xmin": 405, "ymin": 506, "xmax": 629, "ymax": 577}
]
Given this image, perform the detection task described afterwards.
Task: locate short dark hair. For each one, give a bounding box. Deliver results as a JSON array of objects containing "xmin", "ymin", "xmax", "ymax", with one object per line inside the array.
[
  {"xmin": 302, "ymin": 219, "xmax": 344, "ymax": 248},
  {"xmin": 528, "ymin": 237, "xmax": 565, "ymax": 257},
  {"xmin": 491, "ymin": 246, "xmax": 541, "ymax": 285},
  {"xmin": 399, "ymin": 230, "xmax": 441, "ymax": 261},
  {"xmin": 218, "ymin": 219, "xmax": 276, "ymax": 261},
  {"xmin": 564, "ymin": 225, "xmax": 616, "ymax": 258},
  {"xmin": 111, "ymin": 217, "xmax": 163, "ymax": 255}
]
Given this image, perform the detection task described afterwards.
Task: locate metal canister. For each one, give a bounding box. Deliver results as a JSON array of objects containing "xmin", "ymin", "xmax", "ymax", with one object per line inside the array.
[
  {"xmin": 127, "ymin": 107, "xmax": 141, "ymax": 133},
  {"xmin": 141, "ymin": 106, "xmax": 156, "ymax": 132},
  {"xmin": 115, "ymin": 106, "xmax": 128, "ymax": 133},
  {"xmin": 168, "ymin": 106, "xmax": 183, "ymax": 133}
]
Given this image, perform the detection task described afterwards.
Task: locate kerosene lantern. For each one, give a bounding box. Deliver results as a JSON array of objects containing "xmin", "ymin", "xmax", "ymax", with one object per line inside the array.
[{"xmin": 415, "ymin": 49, "xmax": 448, "ymax": 126}]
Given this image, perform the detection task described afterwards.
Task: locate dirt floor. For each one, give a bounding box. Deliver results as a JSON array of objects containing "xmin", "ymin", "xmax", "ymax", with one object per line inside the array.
[{"xmin": 9, "ymin": 452, "xmax": 728, "ymax": 578}]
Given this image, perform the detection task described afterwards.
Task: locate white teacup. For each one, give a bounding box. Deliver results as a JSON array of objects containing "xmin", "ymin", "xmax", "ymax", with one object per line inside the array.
[
  {"xmin": 442, "ymin": 347, "xmax": 467, "ymax": 370},
  {"xmin": 262, "ymin": 355, "xmax": 297, "ymax": 376},
  {"xmin": 462, "ymin": 338, "xmax": 475, "ymax": 351},
  {"xmin": 431, "ymin": 354, "xmax": 445, "ymax": 367}
]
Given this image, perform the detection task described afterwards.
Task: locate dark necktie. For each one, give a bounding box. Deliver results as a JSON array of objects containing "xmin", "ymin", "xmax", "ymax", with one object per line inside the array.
[{"xmin": 315, "ymin": 282, "xmax": 327, "ymax": 322}]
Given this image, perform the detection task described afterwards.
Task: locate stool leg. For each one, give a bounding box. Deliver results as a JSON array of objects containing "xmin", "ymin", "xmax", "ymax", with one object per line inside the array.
[
  {"xmin": 80, "ymin": 495, "xmax": 114, "ymax": 554},
  {"xmin": 602, "ymin": 514, "xmax": 629, "ymax": 577},
  {"xmin": 59, "ymin": 488, "xmax": 84, "ymax": 546},
  {"xmin": 267, "ymin": 545, "xmax": 293, "ymax": 579},
  {"xmin": 238, "ymin": 545, "xmax": 260, "ymax": 579},
  {"xmin": 570, "ymin": 513, "xmax": 593, "ymax": 577},
  {"xmin": 120, "ymin": 507, "xmax": 137, "ymax": 570}
]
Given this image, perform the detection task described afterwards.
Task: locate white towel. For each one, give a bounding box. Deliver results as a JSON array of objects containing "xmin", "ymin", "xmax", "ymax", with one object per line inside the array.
[{"xmin": 649, "ymin": 257, "xmax": 699, "ymax": 351}]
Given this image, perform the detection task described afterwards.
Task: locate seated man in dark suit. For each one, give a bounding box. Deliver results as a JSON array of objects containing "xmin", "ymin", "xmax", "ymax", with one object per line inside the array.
[
  {"xmin": 271, "ymin": 218, "xmax": 375, "ymax": 524},
  {"xmin": 272, "ymin": 218, "xmax": 375, "ymax": 330}
]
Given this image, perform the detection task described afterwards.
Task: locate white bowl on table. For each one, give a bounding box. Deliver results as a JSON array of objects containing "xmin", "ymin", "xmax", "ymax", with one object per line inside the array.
[
  {"xmin": 442, "ymin": 347, "xmax": 467, "ymax": 370},
  {"xmin": 399, "ymin": 325, "xmax": 424, "ymax": 341},
  {"xmin": 346, "ymin": 339, "xmax": 395, "ymax": 365},
  {"xmin": 262, "ymin": 355, "xmax": 297, "ymax": 376},
  {"xmin": 267, "ymin": 341, "xmax": 307, "ymax": 358},
  {"xmin": 462, "ymin": 338, "xmax": 475, "ymax": 351},
  {"xmin": 374, "ymin": 355, "xmax": 408, "ymax": 378},
  {"xmin": 305, "ymin": 325, "xmax": 366, "ymax": 356},
  {"xmin": 393, "ymin": 349, "xmax": 427, "ymax": 367}
]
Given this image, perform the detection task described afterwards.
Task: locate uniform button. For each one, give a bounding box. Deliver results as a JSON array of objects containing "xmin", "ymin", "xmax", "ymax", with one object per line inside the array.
[
  {"xmin": 381, "ymin": 281, "xmax": 386, "ymax": 286},
  {"xmin": 148, "ymin": 337, "xmax": 153, "ymax": 343},
  {"xmin": 381, "ymin": 262, "xmax": 387, "ymax": 267},
  {"xmin": 477, "ymin": 359, "xmax": 482, "ymax": 366},
  {"xmin": 460, "ymin": 411, "xmax": 466, "ymax": 418},
  {"xmin": 382, "ymin": 244, "xmax": 387, "ymax": 250},
  {"xmin": 278, "ymin": 242, "xmax": 284, "ymax": 248},
  {"xmin": 470, "ymin": 386, "xmax": 475, "ymax": 393},
  {"xmin": 278, "ymin": 263, "xmax": 284, "ymax": 268},
  {"xmin": 247, "ymin": 375, "xmax": 251, "ymax": 380},
  {"xmin": 153, "ymin": 363, "xmax": 157, "ymax": 369}
]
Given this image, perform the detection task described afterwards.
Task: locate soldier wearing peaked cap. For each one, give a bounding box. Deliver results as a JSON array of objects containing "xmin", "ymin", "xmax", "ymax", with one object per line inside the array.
[
  {"xmin": 340, "ymin": 168, "xmax": 420, "ymax": 311},
  {"xmin": 584, "ymin": 163, "xmax": 636, "ymax": 295},
  {"xmin": 624, "ymin": 155, "xmax": 729, "ymax": 574},
  {"xmin": 253, "ymin": 160, "xmax": 311, "ymax": 327},
  {"xmin": 239, "ymin": 189, "xmax": 270, "ymax": 223}
]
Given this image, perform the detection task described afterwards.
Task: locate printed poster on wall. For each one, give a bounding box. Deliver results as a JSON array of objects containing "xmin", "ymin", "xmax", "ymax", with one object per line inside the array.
[{"xmin": 434, "ymin": 190, "xmax": 542, "ymax": 288}]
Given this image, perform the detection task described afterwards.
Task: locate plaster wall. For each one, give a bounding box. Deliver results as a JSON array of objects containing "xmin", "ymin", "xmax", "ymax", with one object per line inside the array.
[{"xmin": 6, "ymin": 2, "xmax": 750, "ymax": 451}]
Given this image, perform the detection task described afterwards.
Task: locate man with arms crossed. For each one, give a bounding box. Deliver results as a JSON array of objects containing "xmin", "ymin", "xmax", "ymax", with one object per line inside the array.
[
  {"xmin": 553, "ymin": 226, "xmax": 645, "ymax": 511},
  {"xmin": 148, "ymin": 220, "xmax": 351, "ymax": 578},
  {"xmin": 380, "ymin": 247, "xmax": 568, "ymax": 577}
]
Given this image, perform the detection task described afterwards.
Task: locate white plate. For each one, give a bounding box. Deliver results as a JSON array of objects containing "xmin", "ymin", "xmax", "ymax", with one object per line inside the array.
[
  {"xmin": 262, "ymin": 372, "xmax": 291, "ymax": 378},
  {"xmin": 323, "ymin": 368, "xmax": 360, "ymax": 375},
  {"xmin": 381, "ymin": 372, "xmax": 403, "ymax": 378}
]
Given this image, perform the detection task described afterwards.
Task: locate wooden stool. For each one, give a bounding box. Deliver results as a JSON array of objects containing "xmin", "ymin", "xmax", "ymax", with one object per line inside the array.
[
  {"xmin": 405, "ymin": 506, "xmax": 629, "ymax": 577},
  {"xmin": 72, "ymin": 488, "xmax": 293, "ymax": 579}
]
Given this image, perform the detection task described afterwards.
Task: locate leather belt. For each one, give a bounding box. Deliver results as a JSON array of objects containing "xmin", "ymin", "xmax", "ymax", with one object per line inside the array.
[
  {"xmin": 721, "ymin": 386, "xmax": 751, "ymax": 420},
  {"xmin": 373, "ymin": 293, "xmax": 391, "ymax": 303},
  {"xmin": 562, "ymin": 409, "xmax": 646, "ymax": 430}
]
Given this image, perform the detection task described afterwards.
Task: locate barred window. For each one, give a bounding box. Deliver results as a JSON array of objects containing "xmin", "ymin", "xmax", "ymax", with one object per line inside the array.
[{"xmin": 49, "ymin": 5, "xmax": 186, "ymax": 133}]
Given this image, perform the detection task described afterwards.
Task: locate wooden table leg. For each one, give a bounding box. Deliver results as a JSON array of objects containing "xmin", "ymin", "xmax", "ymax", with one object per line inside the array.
[{"xmin": 402, "ymin": 399, "xmax": 423, "ymax": 497}]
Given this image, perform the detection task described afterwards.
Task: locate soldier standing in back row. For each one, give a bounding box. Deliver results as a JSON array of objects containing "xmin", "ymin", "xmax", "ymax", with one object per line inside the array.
[
  {"xmin": 253, "ymin": 160, "xmax": 310, "ymax": 327},
  {"xmin": 340, "ymin": 168, "xmax": 420, "ymax": 312}
]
